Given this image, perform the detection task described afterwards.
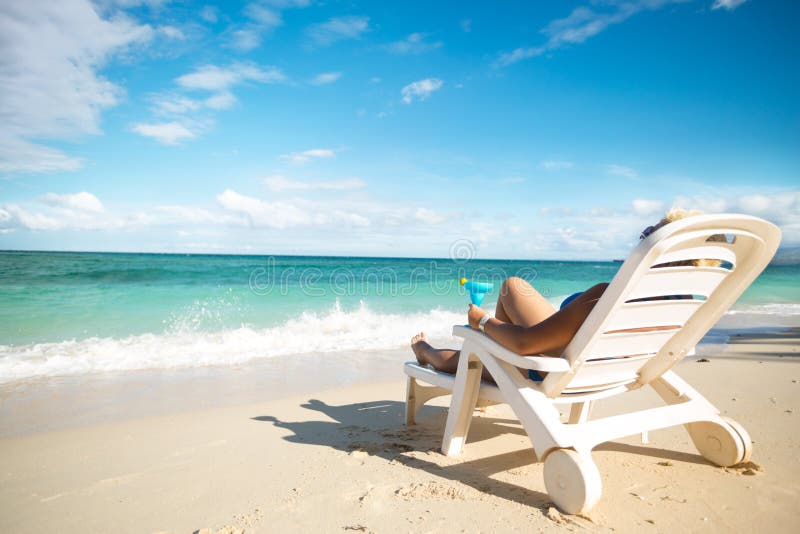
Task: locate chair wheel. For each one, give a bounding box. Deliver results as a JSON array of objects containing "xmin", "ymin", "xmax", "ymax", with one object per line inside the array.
[
  {"xmin": 721, "ymin": 417, "xmax": 752, "ymax": 464},
  {"xmin": 687, "ymin": 418, "xmax": 750, "ymax": 467},
  {"xmin": 543, "ymin": 449, "xmax": 602, "ymax": 515}
]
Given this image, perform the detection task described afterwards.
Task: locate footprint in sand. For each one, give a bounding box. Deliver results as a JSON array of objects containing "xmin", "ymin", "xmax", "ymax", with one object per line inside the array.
[{"xmin": 395, "ymin": 481, "xmax": 465, "ymax": 501}]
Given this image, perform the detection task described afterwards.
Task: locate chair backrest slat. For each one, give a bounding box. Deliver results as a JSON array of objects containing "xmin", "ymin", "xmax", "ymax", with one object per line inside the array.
[
  {"xmin": 627, "ymin": 267, "xmax": 728, "ymax": 300},
  {"xmin": 603, "ymin": 300, "xmax": 704, "ymax": 332},
  {"xmin": 655, "ymin": 244, "xmax": 737, "ymax": 267},
  {"xmin": 586, "ymin": 329, "xmax": 679, "ymax": 360}
]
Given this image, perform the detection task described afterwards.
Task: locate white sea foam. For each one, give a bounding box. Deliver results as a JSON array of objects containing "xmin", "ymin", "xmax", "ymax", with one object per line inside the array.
[{"xmin": 0, "ymin": 301, "xmax": 465, "ymax": 384}]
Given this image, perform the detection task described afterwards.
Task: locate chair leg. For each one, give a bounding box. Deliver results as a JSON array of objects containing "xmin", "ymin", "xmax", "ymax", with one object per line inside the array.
[
  {"xmin": 405, "ymin": 376, "xmax": 451, "ymax": 426},
  {"xmin": 405, "ymin": 376, "xmax": 418, "ymax": 425},
  {"xmin": 441, "ymin": 348, "xmax": 483, "ymax": 456},
  {"xmin": 568, "ymin": 401, "xmax": 592, "ymax": 424}
]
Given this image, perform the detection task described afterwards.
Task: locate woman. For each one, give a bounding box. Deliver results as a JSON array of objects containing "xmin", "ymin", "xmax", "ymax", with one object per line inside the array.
[{"xmin": 411, "ymin": 208, "xmax": 704, "ymax": 382}]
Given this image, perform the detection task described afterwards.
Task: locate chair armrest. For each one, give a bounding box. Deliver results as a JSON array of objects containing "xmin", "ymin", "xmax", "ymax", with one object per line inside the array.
[{"xmin": 452, "ymin": 325, "xmax": 570, "ymax": 373}]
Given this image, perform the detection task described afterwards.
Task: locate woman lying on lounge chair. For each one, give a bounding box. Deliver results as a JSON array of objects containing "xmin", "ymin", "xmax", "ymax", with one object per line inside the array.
[{"xmin": 411, "ymin": 208, "xmax": 715, "ymax": 382}]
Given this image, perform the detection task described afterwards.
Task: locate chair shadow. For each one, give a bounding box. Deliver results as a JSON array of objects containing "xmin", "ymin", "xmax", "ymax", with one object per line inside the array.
[
  {"xmin": 252, "ymin": 398, "xmax": 716, "ymax": 512},
  {"xmin": 595, "ymin": 442, "xmax": 711, "ymax": 466},
  {"xmin": 252, "ymin": 399, "xmax": 553, "ymax": 510}
]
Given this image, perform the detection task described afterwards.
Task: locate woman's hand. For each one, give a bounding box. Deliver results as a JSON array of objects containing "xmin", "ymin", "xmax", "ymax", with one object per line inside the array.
[{"xmin": 468, "ymin": 304, "xmax": 488, "ymax": 329}]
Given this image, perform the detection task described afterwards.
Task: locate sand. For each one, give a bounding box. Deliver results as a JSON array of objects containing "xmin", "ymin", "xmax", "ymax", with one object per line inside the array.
[{"xmin": 1, "ymin": 331, "xmax": 799, "ymax": 533}]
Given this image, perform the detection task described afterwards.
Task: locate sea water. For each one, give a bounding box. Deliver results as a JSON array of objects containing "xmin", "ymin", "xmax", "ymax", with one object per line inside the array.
[{"xmin": 1, "ymin": 251, "xmax": 798, "ymax": 384}]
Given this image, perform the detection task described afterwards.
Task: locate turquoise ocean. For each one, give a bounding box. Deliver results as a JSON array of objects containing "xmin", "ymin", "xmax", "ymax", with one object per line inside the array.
[{"xmin": 1, "ymin": 251, "xmax": 798, "ymax": 384}]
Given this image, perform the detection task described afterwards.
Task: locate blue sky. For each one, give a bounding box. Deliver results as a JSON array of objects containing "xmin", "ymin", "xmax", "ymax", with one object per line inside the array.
[{"xmin": 0, "ymin": 0, "xmax": 797, "ymax": 259}]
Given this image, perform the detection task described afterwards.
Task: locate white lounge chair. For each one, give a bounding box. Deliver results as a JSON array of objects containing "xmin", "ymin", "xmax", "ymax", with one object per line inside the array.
[{"xmin": 404, "ymin": 214, "xmax": 780, "ymax": 514}]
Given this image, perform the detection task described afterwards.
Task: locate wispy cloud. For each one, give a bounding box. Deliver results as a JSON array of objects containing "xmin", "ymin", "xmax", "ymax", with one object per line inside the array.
[
  {"xmin": 158, "ymin": 25, "xmax": 185, "ymax": 40},
  {"xmin": 200, "ymin": 6, "xmax": 218, "ymax": 23},
  {"xmin": 135, "ymin": 62, "xmax": 284, "ymax": 144},
  {"xmin": 176, "ymin": 63, "xmax": 285, "ymax": 91},
  {"xmin": 216, "ymin": 189, "xmax": 369, "ymax": 229},
  {"xmin": 414, "ymin": 207, "xmax": 446, "ymax": 225},
  {"xmin": 386, "ymin": 33, "xmax": 442, "ymax": 55},
  {"xmin": 264, "ymin": 175, "xmax": 365, "ymax": 191},
  {"xmin": 228, "ymin": 29, "xmax": 263, "ymax": 51},
  {"xmin": 132, "ymin": 122, "xmax": 197, "ymax": 145},
  {"xmin": 42, "ymin": 192, "xmax": 105, "ymax": 213},
  {"xmin": 495, "ymin": 1, "xmax": 690, "ymax": 67},
  {"xmin": 540, "ymin": 160, "xmax": 574, "ymax": 171},
  {"xmin": 279, "ymin": 148, "xmax": 336, "ymax": 164},
  {"xmin": 151, "ymin": 91, "xmax": 237, "ymax": 114},
  {"xmin": 712, "ymin": 0, "xmax": 748, "ymax": 10},
  {"xmin": 225, "ymin": 1, "xmax": 311, "ymax": 51},
  {"xmin": 310, "ymin": 72, "xmax": 343, "ymax": 85},
  {"xmin": 460, "ymin": 19, "xmax": 472, "ymax": 33},
  {"xmin": 217, "ymin": 189, "xmax": 311, "ymax": 229},
  {"xmin": 307, "ymin": 16, "xmax": 370, "ymax": 46},
  {"xmin": 0, "ymin": 138, "xmax": 83, "ymax": 174},
  {"xmin": 401, "ymin": 78, "xmax": 444, "ymax": 104},
  {"xmin": 0, "ymin": 0, "xmax": 153, "ymax": 173},
  {"xmin": 606, "ymin": 164, "xmax": 638, "ymax": 179},
  {"xmin": 0, "ymin": 191, "xmax": 147, "ymax": 232}
]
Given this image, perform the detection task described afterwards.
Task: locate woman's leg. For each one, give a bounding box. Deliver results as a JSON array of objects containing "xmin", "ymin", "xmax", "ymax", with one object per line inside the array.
[
  {"xmin": 411, "ymin": 333, "xmax": 494, "ymax": 382},
  {"xmin": 495, "ymin": 276, "xmax": 557, "ymax": 327}
]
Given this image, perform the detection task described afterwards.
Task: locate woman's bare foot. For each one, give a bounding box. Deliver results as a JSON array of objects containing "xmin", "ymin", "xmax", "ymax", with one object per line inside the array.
[{"xmin": 410, "ymin": 332, "xmax": 431, "ymax": 365}]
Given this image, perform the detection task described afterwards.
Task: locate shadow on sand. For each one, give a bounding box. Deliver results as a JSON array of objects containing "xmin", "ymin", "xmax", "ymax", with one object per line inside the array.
[{"xmin": 252, "ymin": 398, "xmax": 714, "ymax": 511}]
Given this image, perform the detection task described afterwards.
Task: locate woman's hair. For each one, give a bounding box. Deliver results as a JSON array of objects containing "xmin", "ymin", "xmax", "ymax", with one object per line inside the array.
[
  {"xmin": 646, "ymin": 208, "xmax": 724, "ymax": 268},
  {"xmin": 653, "ymin": 207, "xmax": 704, "ymax": 233}
]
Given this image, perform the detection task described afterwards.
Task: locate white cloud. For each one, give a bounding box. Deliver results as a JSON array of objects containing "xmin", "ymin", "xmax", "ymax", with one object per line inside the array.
[
  {"xmin": 0, "ymin": 191, "xmax": 152, "ymax": 232},
  {"xmin": 200, "ymin": 6, "xmax": 218, "ymax": 23},
  {"xmin": 0, "ymin": 138, "xmax": 83, "ymax": 173},
  {"xmin": 42, "ymin": 192, "xmax": 105, "ymax": 213},
  {"xmin": 0, "ymin": 0, "xmax": 153, "ymax": 173},
  {"xmin": 386, "ymin": 33, "xmax": 442, "ymax": 55},
  {"xmin": 151, "ymin": 92, "xmax": 236, "ymax": 114},
  {"xmin": 216, "ymin": 189, "xmax": 373, "ymax": 230},
  {"xmin": 495, "ymin": 1, "xmax": 689, "ymax": 67},
  {"xmin": 264, "ymin": 175, "xmax": 365, "ymax": 192},
  {"xmin": 307, "ymin": 16, "xmax": 370, "ymax": 46},
  {"xmin": 176, "ymin": 63, "xmax": 285, "ymax": 91},
  {"xmin": 1, "ymin": 204, "xmax": 62, "ymax": 231},
  {"xmin": 139, "ymin": 63, "xmax": 280, "ymax": 144},
  {"xmin": 631, "ymin": 198, "xmax": 664, "ymax": 216},
  {"xmin": 132, "ymin": 122, "xmax": 196, "ymax": 144},
  {"xmin": 279, "ymin": 149, "xmax": 336, "ymax": 164},
  {"xmin": 229, "ymin": 29, "xmax": 263, "ymax": 51},
  {"xmin": 158, "ymin": 25, "xmax": 185, "ymax": 40},
  {"xmin": 226, "ymin": 1, "xmax": 312, "ymax": 52},
  {"xmin": 401, "ymin": 78, "xmax": 444, "ymax": 104},
  {"xmin": 712, "ymin": 0, "xmax": 748, "ymax": 10},
  {"xmin": 156, "ymin": 205, "xmax": 239, "ymax": 225},
  {"xmin": 606, "ymin": 164, "xmax": 638, "ymax": 179},
  {"xmin": 244, "ymin": 3, "xmax": 282, "ymax": 28},
  {"xmin": 461, "ymin": 19, "xmax": 472, "ymax": 33},
  {"xmin": 540, "ymin": 160, "xmax": 574, "ymax": 171},
  {"xmin": 414, "ymin": 207, "xmax": 446, "ymax": 225},
  {"xmin": 310, "ymin": 72, "xmax": 343, "ymax": 85},
  {"xmin": 495, "ymin": 47, "xmax": 544, "ymax": 67},
  {"xmin": 203, "ymin": 91, "xmax": 237, "ymax": 110},
  {"xmin": 216, "ymin": 189, "xmax": 311, "ymax": 229}
]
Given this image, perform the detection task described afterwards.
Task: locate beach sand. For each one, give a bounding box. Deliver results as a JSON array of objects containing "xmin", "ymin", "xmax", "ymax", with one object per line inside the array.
[{"xmin": 1, "ymin": 330, "xmax": 798, "ymax": 533}]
